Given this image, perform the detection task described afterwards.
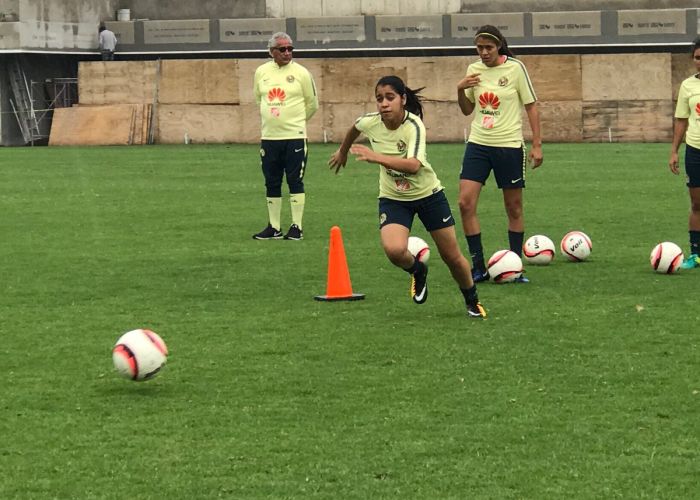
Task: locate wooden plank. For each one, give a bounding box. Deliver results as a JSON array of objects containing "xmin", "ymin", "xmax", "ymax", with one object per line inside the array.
[
  {"xmin": 78, "ymin": 61, "xmax": 158, "ymax": 105},
  {"xmin": 159, "ymin": 59, "xmax": 240, "ymax": 104},
  {"xmin": 49, "ymin": 105, "xmax": 137, "ymax": 146}
]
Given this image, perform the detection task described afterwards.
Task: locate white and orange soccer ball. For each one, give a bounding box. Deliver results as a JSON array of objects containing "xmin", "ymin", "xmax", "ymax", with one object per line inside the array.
[
  {"xmin": 560, "ymin": 231, "xmax": 592, "ymax": 262},
  {"xmin": 407, "ymin": 236, "xmax": 431, "ymax": 264},
  {"xmin": 650, "ymin": 242, "xmax": 684, "ymax": 274},
  {"xmin": 523, "ymin": 235, "xmax": 555, "ymax": 265},
  {"xmin": 487, "ymin": 249, "xmax": 523, "ymax": 283},
  {"xmin": 112, "ymin": 329, "xmax": 168, "ymax": 381}
]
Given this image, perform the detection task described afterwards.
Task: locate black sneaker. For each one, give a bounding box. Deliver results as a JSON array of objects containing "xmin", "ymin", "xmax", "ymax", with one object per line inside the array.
[
  {"xmin": 283, "ymin": 224, "xmax": 303, "ymax": 241},
  {"xmin": 410, "ymin": 261, "xmax": 428, "ymax": 304},
  {"xmin": 252, "ymin": 224, "xmax": 283, "ymax": 240},
  {"xmin": 471, "ymin": 267, "xmax": 490, "ymax": 283},
  {"xmin": 467, "ymin": 301, "xmax": 487, "ymax": 319}
]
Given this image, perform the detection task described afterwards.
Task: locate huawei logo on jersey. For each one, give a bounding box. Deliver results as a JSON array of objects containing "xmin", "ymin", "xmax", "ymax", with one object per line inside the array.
[
  {"xmin": 267, "ymin": 87, "xmax": 286, "ymax": 103},
  {"xmin": 479, "ymin": 92, "xmax": 500, "ymax": 110},
  {"xmin": 696, "ymin": 103, "xmax": 700, "ymax": 116}
]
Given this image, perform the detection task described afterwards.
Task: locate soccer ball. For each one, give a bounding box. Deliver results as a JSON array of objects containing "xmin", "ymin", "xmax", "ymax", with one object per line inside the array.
[
  {"xmin": 523, "ymin": 234, "xmax": 555, "ymax": 265},
  {"xmin": 650, "ymin": 242, "xmax": 684, "ymax": 274},
  {"xmin": 112, "ymin": 329, "xmax": 168, "ymax": 381},
  {"xmin": 560, "ymin": 231, "xmax": 592, "ymax": 262},
  {"xmin": 487, "ymin": 249, "xmax": 523, "ymax": 283},
  {"xmin": 407, "ymin": 236, "xmax": 430, "ymax": 263}
]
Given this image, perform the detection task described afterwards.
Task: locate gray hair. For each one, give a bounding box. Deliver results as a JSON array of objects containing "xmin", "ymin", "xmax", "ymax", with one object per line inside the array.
[{"xmin": 268, "ymin": 32, "xmax": 293, "ymax": 49}]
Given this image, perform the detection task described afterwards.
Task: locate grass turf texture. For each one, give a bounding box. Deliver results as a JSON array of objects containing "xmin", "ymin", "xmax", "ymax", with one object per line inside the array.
[{"xmin": 1, "ymin": 143, "xmax": 698, "ymax": 498}]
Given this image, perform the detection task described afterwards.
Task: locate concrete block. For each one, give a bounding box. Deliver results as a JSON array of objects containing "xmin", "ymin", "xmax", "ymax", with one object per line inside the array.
[
  {"xmin": 672, "ymin": 53, "xmax": 696, "ymax": 101},
  {"xmin": 361, "ymin": 0, "xmax": 400, "ymax": 15},
  {"xmin": 423, "ymin": 101, "xmax": 468, "ymax": 142},
  {"xmin": 522, "ymin": 100, "xmax": 582, "ymax": 143},
  {"xmin": 582, "ymin": 53, "xmax": 671, "ymax": 101},
  {"xmin": 157, "ymin": 104, "xmax": 241, "ymax": 144},
  {"xmin": 583, "ymin": 100, "xmax": 673, "ymax": 142},
  {"xmin": 518, "ymin": 55, "xmax": 581, "ymax": 101}
]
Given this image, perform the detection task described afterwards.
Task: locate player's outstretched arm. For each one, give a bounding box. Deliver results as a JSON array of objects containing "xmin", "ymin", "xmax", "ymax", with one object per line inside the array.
[{"xmin": 329, "ymin": 125, "xmax": 361, "ymax": 174}]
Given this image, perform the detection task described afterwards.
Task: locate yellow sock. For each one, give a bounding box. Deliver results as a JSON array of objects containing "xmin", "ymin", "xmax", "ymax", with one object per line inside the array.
[
  {"xmin": 290, "ymin": 193, "xmax": 305, "ymax": 229},
  {"xmin": 266, "ymin": 197, "xmax": 282, "ymax": 230}
]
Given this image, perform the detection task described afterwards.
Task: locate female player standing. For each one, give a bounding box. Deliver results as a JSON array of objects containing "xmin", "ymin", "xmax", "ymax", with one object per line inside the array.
[{"xmin": 456, "ymin": 24, "xmax": 543, "ymax": 283}]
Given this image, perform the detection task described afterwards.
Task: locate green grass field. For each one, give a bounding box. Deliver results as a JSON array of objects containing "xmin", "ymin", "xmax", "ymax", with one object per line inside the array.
[{"xmin": 1, "ymin": 143, "xmax": 698, "ymax": 498}]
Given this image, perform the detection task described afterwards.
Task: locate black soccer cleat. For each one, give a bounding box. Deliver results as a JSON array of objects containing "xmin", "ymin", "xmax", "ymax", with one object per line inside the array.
[
  {"xmin": 410, "ymin": 261, "xmax": 428, "ymax": 304},
  {"xmin": 253, "ymin": 224, "xmax": 283, "ymax": 240},
  {"xmin": 467, "ymin": 301, "xmax": 487, "ymax": 319},
  {"xmin": 283, "ymin": 224, "xmax": 303, "ymax": 241}
]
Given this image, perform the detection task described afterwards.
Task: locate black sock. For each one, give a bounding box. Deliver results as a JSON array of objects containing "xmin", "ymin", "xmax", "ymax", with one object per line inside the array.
[
  {"xmin": 508, "ymin": 231, "xmax": 525, "ymax": 257},
  {"xmin": 690, "ymin": 230, "xmax": 700, "ymax": 256},
  {"xmin": 461, "ymin": 285, "xmax": 478, "ymax": 306},
  {"xmin": 404, "ymin": 257, "xmax": 421, "ymax": 274},
  {"xmin": 466, "ymin": 233, "xmax": 485, "ymax": 270}
]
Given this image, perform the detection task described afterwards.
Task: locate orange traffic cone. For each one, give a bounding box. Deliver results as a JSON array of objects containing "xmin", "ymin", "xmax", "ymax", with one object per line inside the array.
[{"xmin": 314, "ymin": 226, "xmax": 365, "ymax": 301}]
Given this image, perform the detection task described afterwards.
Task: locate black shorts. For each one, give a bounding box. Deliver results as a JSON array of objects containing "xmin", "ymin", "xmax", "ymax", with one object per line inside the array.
[
  {"xmin": 378, "ymin": 190, "xmax": 456, "ymax": 232},
  {"xmin": 460, "ymin": 142, "xmax": 526, "ymax": 189},
  {"xmin": 685, "ymin": 144, "xmax": 700, "ymax": 188},
  {"xmin": 260, "ymin": 139, "xmax": 307, "ymax": 196}
]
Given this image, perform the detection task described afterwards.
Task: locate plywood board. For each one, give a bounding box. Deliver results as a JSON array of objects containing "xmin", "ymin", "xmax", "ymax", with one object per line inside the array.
[
  {"xmin": 583, "ymin": 100, "xmax": 673, "ymax": 143},
  {"xmin": 157, "ymin": 104, "xmax": 244, "ymax": 144},
  {"xmin": 582, "ymin": 53, "xmax": 671, "ymax": 102},
  {"xmin": 671, "ymin": 53, "xmax": 697, "ymax": 101},
  {"xmin": 320, "ymin": 102, "xmax": 373, "ymax": 144},
  {"xmin": 321, "ymin": 57, "xmax": 408, "ymax": 103},
  {"xmin": 521, "ymin": 101, "xmax": 582, "ymax": 143},
  {"xmin": 423, "ymin": 101, "xmax": 469, "ymax": 142},
  {"xmin": 236, "ymin": 103, "xmax": 262, "ymax": 143},
  {"xmin": 518, "ymin": 55, "xmax": 582, "ymax": 101},
  {"xmin": 237, "ymin": 59, "xmax": 267, "ymax": 104},
  {"xmin": 159, "ymin": 59, "xmax": 239, "ymax": 104},
  {"xmin": 49, "ymin": 105, "xmax": 136, "ymax": 146},
  {"xmin": 78, "ymin": 61, "xmax": 158, "ymax": 105},
  {"xmin": 408, "ymin": 56, "xmax": 477, "ymax": 102}
]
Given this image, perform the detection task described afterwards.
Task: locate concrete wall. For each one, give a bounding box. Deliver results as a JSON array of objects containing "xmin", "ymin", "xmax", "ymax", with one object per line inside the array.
[
  {"xmin": 115, "ymin": 0, "xmax": 266, "ymax": 21},
  {"xmin": 5, "ymin": 0, "xmax": 697, "ymax": 24},
  {"xmin": 459, "ymin": 0, "xmax": 699, "ymax": 13}
]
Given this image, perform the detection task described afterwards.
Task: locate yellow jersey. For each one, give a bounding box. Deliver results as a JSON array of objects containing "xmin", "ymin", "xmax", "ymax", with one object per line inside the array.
[
  {"xmin": 254, "ymin": 60, "xmax": 318, "ymax": 140},
  {"xmin": 463, "ymin": 57, "xmax": 537, "ymax": 148}
]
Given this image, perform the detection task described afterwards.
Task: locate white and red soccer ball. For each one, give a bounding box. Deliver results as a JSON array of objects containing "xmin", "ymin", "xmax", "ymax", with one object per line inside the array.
[
  {"xmin": 650, "ymin": 242, "xmax": 683, "ymax": 274},
  {"xmin": 112, "ymin": 329, "xmax": 168, "ymax": 381},
  {"xmin": 523, "ymin": 235, "xmax": 555, "ymax": 265},
  {"xmin": 487, "ymin": 250, "xmax": 523, "ymax": 283},
  {"xmin": 560, "ymin": 231, "xmax": 592, "ymax": 262},
  {"xmin": 407, "ymin": 236, "xmax": 431, "ymax": 264}
]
